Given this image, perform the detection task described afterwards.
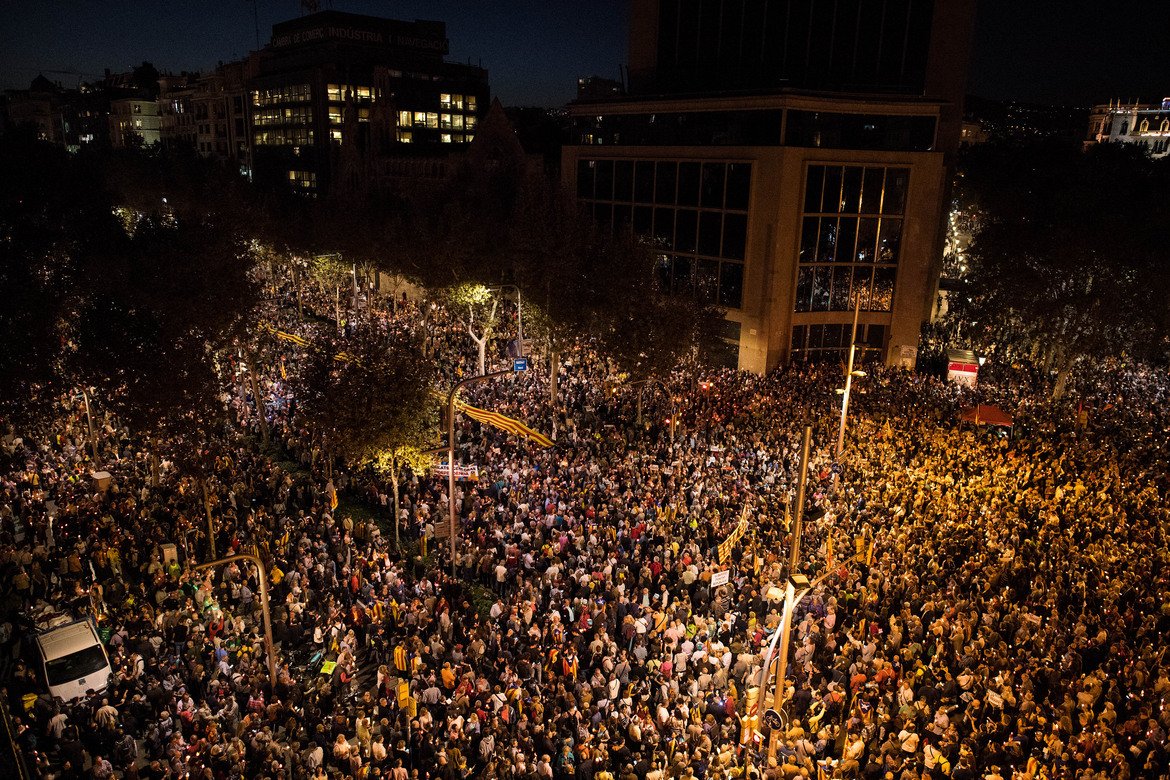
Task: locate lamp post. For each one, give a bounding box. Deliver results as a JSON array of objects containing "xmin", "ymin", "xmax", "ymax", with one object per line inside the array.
[
  {"xmin": 193, "ymin": 547, "xmax": 277, "ymax": 685},
  {"xmin": 445, "ymin": 370, "xmax": 511, "ymax": 577},
  {"xmin": 631, "ymin": 378, "xmax": 677, "ymax": 444},
  {"xmin": 836, "ymin": 295, "xmax": 866, "ymax": 458},
  {"xmin": 765, "ymin": 424, "xmax": 812, "ymax": 766},
  {"xmin": 490, "ymin": 285, "xmax": 524, "ymax": 357}
]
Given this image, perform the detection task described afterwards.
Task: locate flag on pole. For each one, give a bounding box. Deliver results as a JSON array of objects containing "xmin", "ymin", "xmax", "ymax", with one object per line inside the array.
[{"xmin": 455, "ymin": 400, "xmax": 554, "ymax": 448}]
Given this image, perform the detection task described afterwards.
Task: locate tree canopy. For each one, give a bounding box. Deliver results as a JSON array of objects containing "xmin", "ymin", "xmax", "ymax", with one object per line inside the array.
[{"xmin": 955, "ymin": 138, "xmax": 1170, "ymax": 395}]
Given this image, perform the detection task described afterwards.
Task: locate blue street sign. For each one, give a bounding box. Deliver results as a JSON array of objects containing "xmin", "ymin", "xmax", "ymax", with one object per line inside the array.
[{"xmin": 513, "ymin": 357, "xmax": 529, "ymax": 372}]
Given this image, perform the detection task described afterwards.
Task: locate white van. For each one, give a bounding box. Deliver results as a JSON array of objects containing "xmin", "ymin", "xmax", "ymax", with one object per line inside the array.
[{"xmin": 35, "ymin": 619, "xmax": 113, "ymax": 702}]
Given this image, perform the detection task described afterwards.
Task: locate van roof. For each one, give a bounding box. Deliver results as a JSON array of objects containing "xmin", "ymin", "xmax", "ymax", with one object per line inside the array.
[{"xmin": 36, "ymin": 620, "xmax": 101, "ymax": 661}]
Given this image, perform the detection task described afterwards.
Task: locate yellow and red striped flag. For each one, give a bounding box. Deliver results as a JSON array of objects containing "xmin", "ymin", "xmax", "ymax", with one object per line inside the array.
[{"xmin": 455, "ymin": 400, "xmax": 554, "ymax": 448}]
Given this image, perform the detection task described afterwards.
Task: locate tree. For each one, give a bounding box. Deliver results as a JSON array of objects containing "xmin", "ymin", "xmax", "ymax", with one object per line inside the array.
[
  {"xmin": 0, "ymin": 130, "xmax": 117, "ymax": 424},
  {"xmin": 444, "ymin": 283, "xmax": 500, "ymax": 376},
  {"xmin": 956, "ymin": 138, "xmax": 1170, "ymax": 397},
  {"xmin": 296, "ymin": 318, "xmax": 438, "ymax": 541}
]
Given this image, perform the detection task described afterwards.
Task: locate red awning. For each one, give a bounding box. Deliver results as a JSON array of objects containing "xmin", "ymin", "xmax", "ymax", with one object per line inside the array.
[{"xmin": 960, "ymin": 404, "xmax": 1013, "ymax": 428}]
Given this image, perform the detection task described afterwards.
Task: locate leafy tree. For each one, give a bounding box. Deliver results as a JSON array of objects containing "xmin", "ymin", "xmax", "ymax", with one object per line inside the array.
[
  {"xmin": 296, "ymin": 319, "xmax": 438, "ymax": 541},
  {"xmin": 956, "ymin": 138, "xmax": 1170, "ymax": 397},
  {"xmin": 0, "ymin": 130, "xmax": 118, "ymax": 424},
  {"xmin": 444, "ymin": 283, "xmax": 500, "ymax": 376}
]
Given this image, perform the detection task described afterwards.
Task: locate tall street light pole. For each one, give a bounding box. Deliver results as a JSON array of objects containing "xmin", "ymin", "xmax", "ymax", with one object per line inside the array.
[
  {"xmin": 767, "ymin": 425, "xmax": 812, "ymax": 766},
  {"xmin": 193, "ymin": 547, "xmax": 276, "ymax": 685},
  {"xmin": 836, "ymin": 295, "xmax": 865, "ymax": 458},
  {"xmin": 446, "ymin": 370, "xmax": 511, "ymax": 577}
]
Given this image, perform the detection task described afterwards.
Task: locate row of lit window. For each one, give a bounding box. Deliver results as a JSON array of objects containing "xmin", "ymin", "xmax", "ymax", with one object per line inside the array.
[
  {"xmin": 397, "ymin": 111, "xmax": 479, "ymax": 131},
  {"xmin": 326, "ymin": 84, "xmax": 373, "ymax": 103},
  {"xmin": 804, "ymin": 165, "xmax": 908, "ymax": 216},
  {"xmin": 328, "ymin": 107, "xmax": 371, "ymax": 125},
  {"xmin": 254, "ymin": 129, "xmax": 313, "ymax": 146},
  {"xmin": 287, "ymin": 170, "xmax": 317, "ymax": 190},
  {"xmin": 396, "ymin": 130, "xmax": 474, "ymax": 144},
  {"xmin": 252, "ymin": 85, "xmax": 311, "ymax": 106},
  {"xmin": 254, "ymin": 108, "xmax": 313, "ymax": 127},
  {"xmin": 440, "ymin": 94, "xmax": 477, "ymax": 111}
]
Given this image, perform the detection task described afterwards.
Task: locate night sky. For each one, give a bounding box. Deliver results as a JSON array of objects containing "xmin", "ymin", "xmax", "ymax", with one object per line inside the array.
[{"xmin": 2, "ymin": 0, "xmax": 1167, "ymax": 108}]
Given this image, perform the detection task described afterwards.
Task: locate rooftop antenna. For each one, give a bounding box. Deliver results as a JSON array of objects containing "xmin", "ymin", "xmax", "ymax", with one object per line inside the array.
[{"xmin": 247, "ymin": 0, "xmax": 261, "ymax": 50}]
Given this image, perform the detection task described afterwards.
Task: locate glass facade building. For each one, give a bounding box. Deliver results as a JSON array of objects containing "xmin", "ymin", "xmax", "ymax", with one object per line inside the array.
[{"xmin": 564, "ymin": 0, "xmax": 975, "ymax": 372}]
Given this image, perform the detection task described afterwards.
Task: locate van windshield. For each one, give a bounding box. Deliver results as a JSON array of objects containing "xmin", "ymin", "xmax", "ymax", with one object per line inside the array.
[{"xmin": 45, "ymin": 646, "xmax": 109, "ymax": 687}]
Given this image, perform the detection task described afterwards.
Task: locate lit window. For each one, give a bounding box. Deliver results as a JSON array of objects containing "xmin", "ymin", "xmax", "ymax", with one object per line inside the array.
[
  {"xmin": 426, "ymin": 113, "xmax": 439, "ymax": 129},
  {"xmin": 441, "ymin": 133, "xmax": 453, "ymax": 143},
  {"xmin": 465, "ymin": 115, "xmax": 477, "ymax": 130},
  {"xmin": 397, "ymin": 130, "xmax": 412, "ymax": 143},
  {"xmin": 398, "ymin": 111, "xmax": 411, "ymax": 126},
  {"xmin": 288, "ymin": 170, "xmax": 316, "ymax": 189},
  {"xmin": 327, "ymin": 84, "xmax": 342, "ymax": 102},
  {"xmin": 330, "ymin": 129, "xmax": 342, "ymax": 142},
  {"xmin": 356, "ymin": 87, "xmax": 371, "ymax": 100},
  {"xmin": 452, "ymin": 115, "xmax": 464, "ymax": 130},
  {"xmin": 440, "ymin": 113, "xmax": 453, "ymax": 129},
  {"xmin": 413, "ymin": 111, "xmax": 427, "ymax": 126},
  {"xmin": 466, "ymin": 95, "xmax": 476, "ymax": 112},
  {"xmin": 358, "ymin": 107, "xmax": 370, "ymax": 122},
  {"xmin": 329, "ymin": 108, "xmax": 342, "ymax": 125},
  {"xmin": 465, "ymin": 133, "xmax": 474, "ymax": 143},
  {"xmin": 440, "ymin": 93, "xmax": 453, "ymax": 109},
  {"xmin": 1140, "ymin": 119, "xmax": 1150, "ymax": 133}
]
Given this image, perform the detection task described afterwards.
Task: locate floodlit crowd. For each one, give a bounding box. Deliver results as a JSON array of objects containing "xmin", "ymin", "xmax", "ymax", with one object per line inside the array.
[{"xmin": 0, "ymin": 284, "xmax": 1168, "ymax": 780}]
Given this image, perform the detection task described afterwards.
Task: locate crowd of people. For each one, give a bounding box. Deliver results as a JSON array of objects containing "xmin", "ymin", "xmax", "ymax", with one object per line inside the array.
[{"xmin": 0, "ymin": 281, "xmax": 1168, "ymax": 780}]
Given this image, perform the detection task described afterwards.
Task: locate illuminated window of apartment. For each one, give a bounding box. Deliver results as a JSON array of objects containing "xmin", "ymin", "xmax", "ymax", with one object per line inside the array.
[
  {"xmin": 426, "ymin": 113, "xmax": 439, "ymax": 129},
  {"xmin": 413, "ymin": 111, "xmax": 427, "ymax": 126},
  {"xmin": 287, "ymin": 170, "xmax": 316, "ymax": 189},
  {"xmin": 330, "ymin": 129, "xmax": 342, "ymax": 142},
  {"xmin": 355, "ymin": 87, "xmax": 371, "ymax": 100},
  {"xmin": 452, "ymin": 115, "xmax": 464, "ymax": 130},
  {"xmin": 440, "ymin": 93, "xmax": 453, "ymax": 109},
  {"xmin": 441, "ymin": 133, "xmax": 453, "ymax": 143},
  {"xmin": 465, "ymin": 133, "xmax": 474, "ymax": 143},
  {"xmin": 329, "ymin": 108, "xmax": 342, "ymax": 125},
  {"xmin": 397, "ymin": 130, "xmax": 413, "ymax": 143},
  {"xmin": 358, "ymin": 107, "xmax": 370, "ymax": 122},
  {"xmin": 398, "ymin": 111, "xmax": 411, "ymax": 126},
  {"xmin": 327, "ymin": 84, "xmax": 343, "ymax": 102},
  {"xmin": 465, "ymin": 115, "xmax": 477, "ymax": 130},
  {"xmin": 440, "ymin": 113, "xmax": 453, "ymax": 129},
  {"xmin": 466, "ymin": 95, "xmax": 477, "ymax": 112}
]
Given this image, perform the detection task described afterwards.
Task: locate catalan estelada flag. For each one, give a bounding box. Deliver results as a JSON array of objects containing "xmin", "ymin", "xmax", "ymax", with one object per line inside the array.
[{"xmin": 455, "ymin": 400, "xmax": 554, "ymax": 448}]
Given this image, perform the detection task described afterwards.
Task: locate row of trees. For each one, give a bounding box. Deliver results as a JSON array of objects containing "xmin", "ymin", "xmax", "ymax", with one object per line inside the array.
[
  {"xmin": 948, "ymin": 138, "xmax": 1170, "ymax": 397},
  {"xmin": 2, "ymin": 121, "xmax": 719, "ymax": 547}
]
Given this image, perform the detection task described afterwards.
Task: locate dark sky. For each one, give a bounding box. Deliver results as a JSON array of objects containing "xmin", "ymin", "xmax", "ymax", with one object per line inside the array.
[{"xmin": 1, "ymin": 0, "xmax": 1167, "ymax": 108}]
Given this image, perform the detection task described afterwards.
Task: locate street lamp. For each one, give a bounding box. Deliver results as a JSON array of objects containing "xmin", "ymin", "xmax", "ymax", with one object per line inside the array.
[
  {"xmin": 764, "ymin": 425, "xmax": 812, "ymax": 766},
  {"xmin": 836, "ymin": 294, "xmax": 865, "ymax": 458},
  {"xmin": 444, "ymin": 369, "xmax": 511, "ymax": 576},
  {"xmin": 193, "ymin": 547, "xmax": 277, "ymax": 685},
  {"xmin": 631, "ymin": 378, "xmax": 676, "ymax": 443}
]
